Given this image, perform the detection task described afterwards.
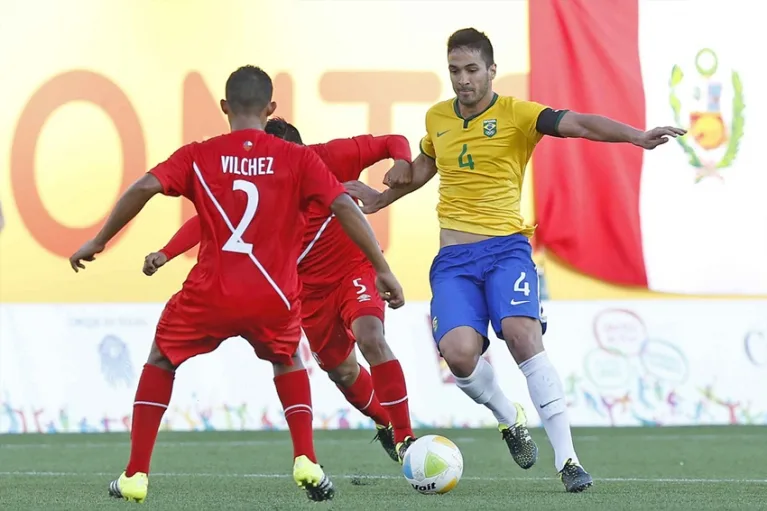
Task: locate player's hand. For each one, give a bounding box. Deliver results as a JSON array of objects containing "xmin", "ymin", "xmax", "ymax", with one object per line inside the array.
[
  {"xmin": 634, "ymin": 126, "xmax": 687, "ymax": 150},
  {"xmin": 344, "ymin": 181, "xmax": 384, "ymax": 214},
  {"xmin": 376, "ymin": 271, "xmax": 405, "ymax": 309},
  {"xmin": 69, "ymin": 239, "xmax": 105, "ymax": 272},
  {"xmin": 143, "ymin": 251, "xmax": 168, "ymax": 276},
  {"xmin": 383, "ymin": 159, "xmax": 412, "ymax": 188}
]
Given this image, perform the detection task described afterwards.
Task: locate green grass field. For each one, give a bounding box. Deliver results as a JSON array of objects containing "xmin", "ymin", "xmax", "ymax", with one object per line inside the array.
[{"xmin": 1, "ymin": 426, "xmax": 765, "ymax": 510}]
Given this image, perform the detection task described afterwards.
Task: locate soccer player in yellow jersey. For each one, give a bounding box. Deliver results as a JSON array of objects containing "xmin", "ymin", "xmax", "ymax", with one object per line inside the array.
[{"xmin": 347, "ymin": 28, "xmax": 684, "ymax": 493}]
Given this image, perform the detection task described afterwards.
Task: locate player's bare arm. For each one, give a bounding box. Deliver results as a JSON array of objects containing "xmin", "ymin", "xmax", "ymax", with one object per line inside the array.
[
  {"xmin": 549, "ymin": 110, "xmax": 687, "ymax": 149},
  {"xmin": 348, "ymin": 154, "xmax": 437, "ymax": 214},
  {"xmin": 330, "ymin": 194, "xmax": 405, "ymax": 309},
  {"xmin": 69, "ymin": 174, "xmax": 163, "ymax": 272}
]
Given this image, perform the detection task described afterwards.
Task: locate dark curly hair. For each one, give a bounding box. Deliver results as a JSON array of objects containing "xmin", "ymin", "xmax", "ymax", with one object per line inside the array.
[
  {"xmin": 265, "ymin": 117, "xmax": 303, "ymax": 144},
  {"xmin": 447, "ymin": 28, "xmax": 495, "ymax": 68}
]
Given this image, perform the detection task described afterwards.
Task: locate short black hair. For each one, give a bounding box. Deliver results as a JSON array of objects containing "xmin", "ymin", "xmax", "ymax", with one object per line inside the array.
[
  {"xmin": 225, "ymin": 65, "xmax": 273, "ymax": 115},
  {"xmin": 265, "ymin": 118, "xmax": 303, "ymax": 144},
  {"xmin": 447, "ymin": 28, "xmax": 495, "ymax": 67}
]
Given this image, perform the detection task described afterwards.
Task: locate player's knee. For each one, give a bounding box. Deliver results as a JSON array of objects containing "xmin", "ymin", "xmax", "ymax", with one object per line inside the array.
[
  {"xmin": 272, "ymin": 353, "xmax": 305, "ymax": 377},
  {"xmin": 439, "ymin": 328, "xmax": 483, "ymax": 378},
  {"xmin": 146, "ymin": 342, "xmax": 176, "ymax": 371},
  {"xmin": 353, "ymin": 318, "xmax": 393, "ymax": 365},
  {"xmin": 501, "ymin": 317, "xmax": 543, "ymax": 363},
  {"xmin": 327, "ymin": 359, "xmax": 359, "ymax": 388},
  {"xmin": 357, "ymin": 334, "xmax": 391, "ymax": 365}
]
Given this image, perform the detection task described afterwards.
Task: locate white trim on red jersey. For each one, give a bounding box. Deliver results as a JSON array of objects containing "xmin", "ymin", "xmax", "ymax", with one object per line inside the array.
[{"xmin": 296, "ymin": 214, "xmax": 334, "ymax": 265}]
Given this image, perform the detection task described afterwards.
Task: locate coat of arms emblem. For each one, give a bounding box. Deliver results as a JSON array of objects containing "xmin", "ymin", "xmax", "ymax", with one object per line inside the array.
[{"xmin": 669, "ymin": 48, "xmax": 744, "ymax": 182}]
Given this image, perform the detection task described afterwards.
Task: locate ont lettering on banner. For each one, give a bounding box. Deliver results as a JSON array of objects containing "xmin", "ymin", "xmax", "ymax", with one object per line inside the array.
[{"xmin": 10, "ymin": 70, "xmax": 525, "ymax": 258}]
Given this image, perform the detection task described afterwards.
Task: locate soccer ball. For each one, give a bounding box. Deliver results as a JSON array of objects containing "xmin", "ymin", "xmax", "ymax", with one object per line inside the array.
[{"xmin": 402, "ymin": 435, "xmax": 463, "ymax": 495}]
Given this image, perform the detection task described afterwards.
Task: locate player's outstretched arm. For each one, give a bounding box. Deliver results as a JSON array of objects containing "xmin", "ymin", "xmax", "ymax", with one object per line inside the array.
[
  {"xmin": 330, "ymin": 194, "xmax": 405, "ymax": 309},
  {"xmin": 357, "ymin": 134, "xmax": 412, "ymax": 171},
  {"xmin": 161, "ymin": 215, "xmax": 201, "ymax": 261},
  {"xmin": 346, "ymin": 153, "xmax": 437, "ymax": 214},
  {"xmin": 143, "ymin": 215, "xmax": 201, "ymax": 276},
  {"xmin": 70, "ymin": 174, "xmax": 163, "ymax": 272},
  {"xmin": 369, "ymin": 135, "xmax": 412, "ymax": 188},
  {"xmin": 553, "ymin": 111, "xmax": 686, "ymax": 149}
]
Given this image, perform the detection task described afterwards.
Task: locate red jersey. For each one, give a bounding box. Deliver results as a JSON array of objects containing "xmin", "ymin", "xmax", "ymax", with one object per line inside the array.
[
  {"xmin": 150, "ymin": 129, "xmax": 346, "ymax": 315},
  {"xmin": 297, "ymin": 135, "xmax": 411, "ymax": 288}
]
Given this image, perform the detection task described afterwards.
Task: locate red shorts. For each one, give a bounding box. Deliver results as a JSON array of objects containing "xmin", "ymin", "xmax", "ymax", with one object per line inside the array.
[
  {"xmin": 300, "ymin": 264, "xmax": 385, "ymax": 371},
  {"xmin": 154, "ymin": 292, "xmax": 302, "ymax": 367}
]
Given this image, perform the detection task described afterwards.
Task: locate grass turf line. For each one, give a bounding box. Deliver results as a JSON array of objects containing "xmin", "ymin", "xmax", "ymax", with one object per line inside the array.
[{"xmin": 0, "ymin": 426, "xmax": 765, "ymax": 510}]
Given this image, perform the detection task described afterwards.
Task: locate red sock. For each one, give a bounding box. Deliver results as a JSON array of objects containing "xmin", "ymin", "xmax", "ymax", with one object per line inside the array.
[
  {"xmin": 274, "ymin": 370, "xmax": 317, "ymax": 463},
  {"xmin": 371, "ymin": 360, "xmax": 414, "ymax": 443},
  {"xmin": 337, "ymin": 365, "xmax": 390, "ymax": 427},
  {"xmin": 125, "ymin": 363, "xmax": 174, "ymax": 477}
]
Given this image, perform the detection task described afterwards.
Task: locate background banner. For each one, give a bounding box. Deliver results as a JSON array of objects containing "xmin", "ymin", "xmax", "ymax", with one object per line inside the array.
[
  {"xmin": 0, "ymin": 0, "xmax": 535, "ymax": 303},
  {"xmin": 2, "ymin": 300, "xmax": 766, "ymax": 433},
  {"xmin": 6, "ymin": 0, "xmax": 756, "ymax": 303}
]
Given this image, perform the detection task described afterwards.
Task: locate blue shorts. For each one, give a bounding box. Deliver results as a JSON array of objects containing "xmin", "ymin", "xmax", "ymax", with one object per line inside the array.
[{"xmin": 429, "ymin": 233, "xmax": 547, "ymax": 353}]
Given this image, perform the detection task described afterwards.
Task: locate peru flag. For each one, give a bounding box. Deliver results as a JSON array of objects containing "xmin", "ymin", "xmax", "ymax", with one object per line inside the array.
[{"xmin": 530, "ymin": 0, "xmax": 767, "ymax": 295}]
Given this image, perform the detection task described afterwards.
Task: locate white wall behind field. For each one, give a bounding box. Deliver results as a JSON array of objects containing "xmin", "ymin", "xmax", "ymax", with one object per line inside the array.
[{"xmin": 1, "ymin": 300, "xmax": 766, "ymax": 434}]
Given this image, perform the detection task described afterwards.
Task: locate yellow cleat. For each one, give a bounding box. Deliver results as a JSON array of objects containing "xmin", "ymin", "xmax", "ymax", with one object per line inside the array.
[
  {"xmin": 499, "ymin": 403, "xmax": 539, "ymax": 469},
  {"xmin": 292, "ymin": 455, "xmax": 335, "ymax": 502},
  {"xmin": 108, "ymin": 471, "xmax": 148, "ymax": 503}
]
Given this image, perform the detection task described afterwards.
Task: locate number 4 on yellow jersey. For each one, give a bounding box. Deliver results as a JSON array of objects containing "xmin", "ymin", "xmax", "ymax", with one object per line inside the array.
[{"xmin": 458, "ymin": 144, "xmax": 474, "ymax": 170}]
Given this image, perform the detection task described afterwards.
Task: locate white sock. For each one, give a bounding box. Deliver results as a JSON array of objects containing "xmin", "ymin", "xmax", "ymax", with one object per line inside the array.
[
  {"xmin": 454, "ymin": 357, "xmax": 518, "ymax": 426},
  {"xmin": 519, "ymin": 352, "xmax": 580, "ymax": 471}
]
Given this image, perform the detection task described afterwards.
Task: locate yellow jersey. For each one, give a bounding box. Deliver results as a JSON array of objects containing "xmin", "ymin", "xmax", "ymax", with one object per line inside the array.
[{"xmin": 420, "ymin": 93, "xmax": 548, "ymax": 237}]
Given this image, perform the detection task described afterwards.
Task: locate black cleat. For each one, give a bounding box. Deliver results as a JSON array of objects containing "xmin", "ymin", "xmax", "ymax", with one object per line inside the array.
[
  {"xmin": 396, "ymin": 436, "xmax": 417, "ymax": 465},
  {"xmin": 499, "ymin": 403, "xmax": 539, "ymax": 469},
  {"xmin": 303, "ymin": 474, "xmax": 335, "ymax": 502},
  {"xmin": 293, "ymin": 455, "xmax": 335, "ymax": 502},
  {"xmin": 108, "ymin": 479, "xmax": 123, "ymax": 499},
  {"xmin": 559, "ymin": 458, "xmax": 593, "ymax": 493},
  {"xmin": 372, "ymin": 424, "xmax": 399, "ymax": 463}
]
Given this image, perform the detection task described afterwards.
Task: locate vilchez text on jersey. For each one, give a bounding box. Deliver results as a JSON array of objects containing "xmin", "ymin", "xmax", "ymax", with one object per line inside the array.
[{"xmin": 221, "ymin": 156, "xmax": 275, "ymax": 176}]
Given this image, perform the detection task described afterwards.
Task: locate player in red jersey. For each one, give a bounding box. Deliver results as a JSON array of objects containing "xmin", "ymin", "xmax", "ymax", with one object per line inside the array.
[
  {"xmin": 68, "ymin": 66, "xmax": 404, "ymax": 504},
  {"xmin": 143, "ymin": 118, "xmax": 418, "ymax": 463}
]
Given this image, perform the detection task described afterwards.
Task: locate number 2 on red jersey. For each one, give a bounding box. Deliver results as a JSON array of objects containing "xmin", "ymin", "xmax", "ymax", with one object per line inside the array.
[{"xmin": 222, "ymin": 179, "xmax": 259, "ymax": 254}]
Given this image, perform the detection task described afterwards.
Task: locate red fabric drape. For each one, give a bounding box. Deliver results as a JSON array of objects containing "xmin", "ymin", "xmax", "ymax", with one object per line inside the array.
[{"xmin": 530, "ymin": 0, "xmax": 648, "ymax": 286}]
